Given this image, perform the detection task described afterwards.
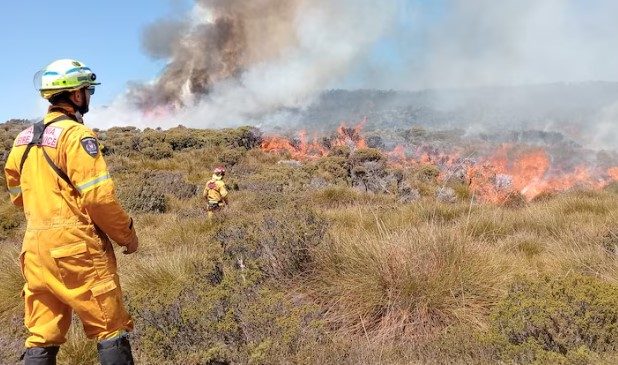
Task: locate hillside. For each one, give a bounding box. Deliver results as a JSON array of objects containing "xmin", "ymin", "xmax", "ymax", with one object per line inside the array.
[
  {"xmin": 0, "ymin": 120, "xmax": 617, "ymax": 364},
  {"xmin": 272, "ymin": 83, "xmax": 618, "ymax": 151}
]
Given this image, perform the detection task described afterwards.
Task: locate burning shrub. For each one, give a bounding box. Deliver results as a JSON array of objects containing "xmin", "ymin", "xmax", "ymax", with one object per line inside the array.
[{"xmin": 490, "ymin": 274, "xmax": 618, "ymax": 363}]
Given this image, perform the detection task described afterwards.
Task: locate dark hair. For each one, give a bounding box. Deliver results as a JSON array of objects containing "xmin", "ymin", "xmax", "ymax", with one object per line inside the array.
[{"xmin": 48, "ymin": 91, "xmax": 73, "ymax": 105}]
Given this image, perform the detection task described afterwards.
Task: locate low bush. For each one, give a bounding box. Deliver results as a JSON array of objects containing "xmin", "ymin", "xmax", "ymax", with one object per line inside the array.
[
  {"xmin": 490, "ymin": 274, "xmax": 618, "ymax": 363},
  {"xmin": 0, "ymin": 200, "xmax": 22, "ymax": 240}
]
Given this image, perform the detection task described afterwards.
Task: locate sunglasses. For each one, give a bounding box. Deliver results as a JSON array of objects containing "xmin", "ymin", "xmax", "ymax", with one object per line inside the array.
[{"xmin": 86, "ymin": 86, "xmax": 96, "ymax": 95}]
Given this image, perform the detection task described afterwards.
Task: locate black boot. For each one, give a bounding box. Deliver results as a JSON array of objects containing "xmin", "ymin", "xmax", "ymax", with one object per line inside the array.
[
  {"xmin": 21, "ymin": 346, "xmax": 60, "ymax": 365},
  {"xmin": 97, "ymin": 334, "xmax": 134, "ymax": 365}
]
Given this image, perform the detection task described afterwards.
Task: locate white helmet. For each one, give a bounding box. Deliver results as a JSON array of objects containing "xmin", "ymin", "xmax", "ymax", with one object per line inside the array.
[{"xmin": 34, "ymin": 59, "xmax": 100, "ymax": 99}]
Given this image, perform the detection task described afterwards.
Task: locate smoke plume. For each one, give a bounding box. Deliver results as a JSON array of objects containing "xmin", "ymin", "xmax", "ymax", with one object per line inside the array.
[{"xmin": 92, "ymin": 0, "xmax": 397, "ymax": 128}]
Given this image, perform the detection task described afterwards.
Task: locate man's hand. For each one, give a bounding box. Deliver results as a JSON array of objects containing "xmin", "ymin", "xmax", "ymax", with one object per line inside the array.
[{"xmin": 123, "ymin": 234, "xmax": 139, "ymax": 255}]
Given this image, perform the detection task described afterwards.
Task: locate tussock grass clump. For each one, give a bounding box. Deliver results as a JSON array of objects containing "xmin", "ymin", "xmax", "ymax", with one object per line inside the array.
[
  {"xmin": 416, "ymin": 200, "xmax": 472, "ymax": 223},
  {"xmin": 0, "ymin": 246, "xmax": 23, "ymax": 320},
  {"xmin": 57, "ymin": 323, "xmax": 97, "ymax": 365},
  {"xmin": 308, "ymin": 223, "xmax": 510, "ymax": 338},
  {"xmin": 0, "ymin": 245, "xmax": 27, "ymax": 362},
  {"xmin": 311, "ymin": 186, "xmax": 361, "ymax": 208}
]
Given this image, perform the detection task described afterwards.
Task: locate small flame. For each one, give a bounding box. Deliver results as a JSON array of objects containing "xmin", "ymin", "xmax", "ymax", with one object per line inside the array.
[{"xmin": 608, "ymin": 167, "xmax": 618, "ymax": 181}]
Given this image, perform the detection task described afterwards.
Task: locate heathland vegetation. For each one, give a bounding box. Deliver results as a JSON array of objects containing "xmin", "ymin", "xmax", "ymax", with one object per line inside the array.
[{"xmin": 0, "ymin": 120, "xmax": 616, "ymax": 364}]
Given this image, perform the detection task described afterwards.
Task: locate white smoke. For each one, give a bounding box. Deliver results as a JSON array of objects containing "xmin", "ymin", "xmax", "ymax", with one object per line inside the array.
[{"xmin": 358, "ymin": 0, "xmax": 618, "ymax": 90}]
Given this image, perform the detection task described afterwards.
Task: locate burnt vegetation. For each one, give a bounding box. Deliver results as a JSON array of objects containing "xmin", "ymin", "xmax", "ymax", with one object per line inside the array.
[{"xmin": 0, "ymin": 119, "xmax": 617, "ymax": 364}]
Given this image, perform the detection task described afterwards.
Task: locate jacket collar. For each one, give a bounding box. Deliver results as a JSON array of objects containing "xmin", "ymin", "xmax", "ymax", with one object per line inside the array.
[{"xmin": 48, "ymin": 103, "xmax": 83, "ymax": 124}]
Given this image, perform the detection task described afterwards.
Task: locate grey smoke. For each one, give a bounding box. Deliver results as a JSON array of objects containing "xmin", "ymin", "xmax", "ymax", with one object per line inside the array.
[{"xmin": 91, "ymin": 0, "xmax": 618, "ymax": 149}]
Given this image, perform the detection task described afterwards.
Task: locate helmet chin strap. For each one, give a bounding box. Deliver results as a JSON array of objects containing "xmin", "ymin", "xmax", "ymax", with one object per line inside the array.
[
  {"xmin": 76, "ymin": 88, "xmax": 89, "ymax": 115},
  {"xmin": 66, "ymin": 88, "xmax": 89, "ymax": 115}
]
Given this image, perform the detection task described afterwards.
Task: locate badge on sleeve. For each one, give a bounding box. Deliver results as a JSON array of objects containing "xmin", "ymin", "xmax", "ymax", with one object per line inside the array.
[{"xmin": 81, "ymin": 137, "xmax": 100, "ymax": 157}]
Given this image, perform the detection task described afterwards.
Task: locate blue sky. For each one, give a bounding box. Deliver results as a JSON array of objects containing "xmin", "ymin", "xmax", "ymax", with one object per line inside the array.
[{"xmin": 0, "ymin": 0, "xmax": 193, "ymax": 121}]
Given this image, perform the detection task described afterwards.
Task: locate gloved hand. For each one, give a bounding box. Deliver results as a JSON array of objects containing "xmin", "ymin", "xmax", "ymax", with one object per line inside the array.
[
  {"xmin": 123, "ymin": 235, "xmax": 138, "ymax": 255},
  {"xmin": 123, "ymin": 219, "xmax": 138, "ymax": 255}
]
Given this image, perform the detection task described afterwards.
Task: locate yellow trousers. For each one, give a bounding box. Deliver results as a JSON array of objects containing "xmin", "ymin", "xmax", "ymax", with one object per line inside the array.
[{"xmin": 20, "ymin": 226, "xmax": 133, "ymax": 348}]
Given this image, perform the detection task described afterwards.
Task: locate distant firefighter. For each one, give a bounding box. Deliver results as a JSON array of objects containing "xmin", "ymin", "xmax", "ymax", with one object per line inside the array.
[{"xmin": 204, "ymin": 166, "xmax": 229, "ymax": 219}]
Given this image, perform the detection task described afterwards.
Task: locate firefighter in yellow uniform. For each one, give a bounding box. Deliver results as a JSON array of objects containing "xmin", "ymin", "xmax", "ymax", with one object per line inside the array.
[
  {"xmin": 203, "ymin": 166, "xmax": 228, "ymax": 219},
  {"xmin": 4, "ymin": 59, "xmax": 138, "ymax": 364}
]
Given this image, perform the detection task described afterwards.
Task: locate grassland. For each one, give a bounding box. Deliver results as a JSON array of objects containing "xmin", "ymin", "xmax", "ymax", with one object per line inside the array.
[{"xmin": 0, "ymin": 122, "xmax": 616, "ymax": 364}]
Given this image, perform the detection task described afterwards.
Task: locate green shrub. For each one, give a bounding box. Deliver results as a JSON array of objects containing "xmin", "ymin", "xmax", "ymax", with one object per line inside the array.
[
  {"xmin": 349, "ymin": 148, "xmax": 385, "ymax": 165},
  {"xmin": 215, "ymin": 204, "xmax": 327, "ymax": 280},
  {"xmin": 0, "ymin": 201, "xmax": 22, "ymax": 240},
  {"xmin": 127, "ymin": 259, "xmax": 324, "ymax": 364},
  {"xmin": 315, "ymin": 156, "xmax": 350, "ymax": 184},
  {"xmin": 217, "ymin": 148, "xmax": 246, "ymax": 167},
  {"xmin": 117, "ymin": 181, "xmax": 167, "ymax": 213},
  {"xmin": 165, "ymin": 129, "xmax": 203, "ymax": 151},
  {"xmin": 141, "ymin": 142, "xmax": 173, "ymax": 160},
  {"xmin": 490, "ymin": 274, "xmax": 618, "ymax": 363}
]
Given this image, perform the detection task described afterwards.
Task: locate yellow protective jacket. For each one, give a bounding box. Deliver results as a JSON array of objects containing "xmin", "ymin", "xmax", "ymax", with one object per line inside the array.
[
  {"xmin": 203, "ymin": 174, "xmax": 228, "ymax": 206},
  {"xmin": 4, "ymin": 105, "xmax": 135, "ymax": 347}
]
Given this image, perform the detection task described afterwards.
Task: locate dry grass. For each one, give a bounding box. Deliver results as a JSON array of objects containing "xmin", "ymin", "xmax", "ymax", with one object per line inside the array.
[
  {"xmin": 307, "ymin": 215, "xmax": 512, "ymax": 340},
  {"xmin": 1, "ymin": 126, "xmax": 617, "ymax": 363}
]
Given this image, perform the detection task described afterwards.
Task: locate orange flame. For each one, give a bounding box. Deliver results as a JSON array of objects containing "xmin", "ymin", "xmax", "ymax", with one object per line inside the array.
[
  {"xmin": 261, "ymin": 123, "xmax": 618, "ymax": 203},
  {"xmin": 608, "ymin": 167, "xmax": 618, "ymax": 181}
]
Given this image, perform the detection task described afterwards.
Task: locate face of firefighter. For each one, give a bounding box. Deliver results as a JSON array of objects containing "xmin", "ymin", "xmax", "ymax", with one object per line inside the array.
[{"xmin": 69, "ymin": 87, "xmax": 91, "ymax": 115}]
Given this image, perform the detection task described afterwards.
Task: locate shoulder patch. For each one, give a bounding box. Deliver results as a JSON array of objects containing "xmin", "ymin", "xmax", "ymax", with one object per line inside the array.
[
  {"xmin": 81, "ymin": 137, "xmax": 99, "ymax": 157},
  {"xmin": 41, "ymin": 126, "xmax": 64, "ymax": 148},
  {"xmin": 15, "ymin": 126, "xmax": 34, "ymax": 146}
]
